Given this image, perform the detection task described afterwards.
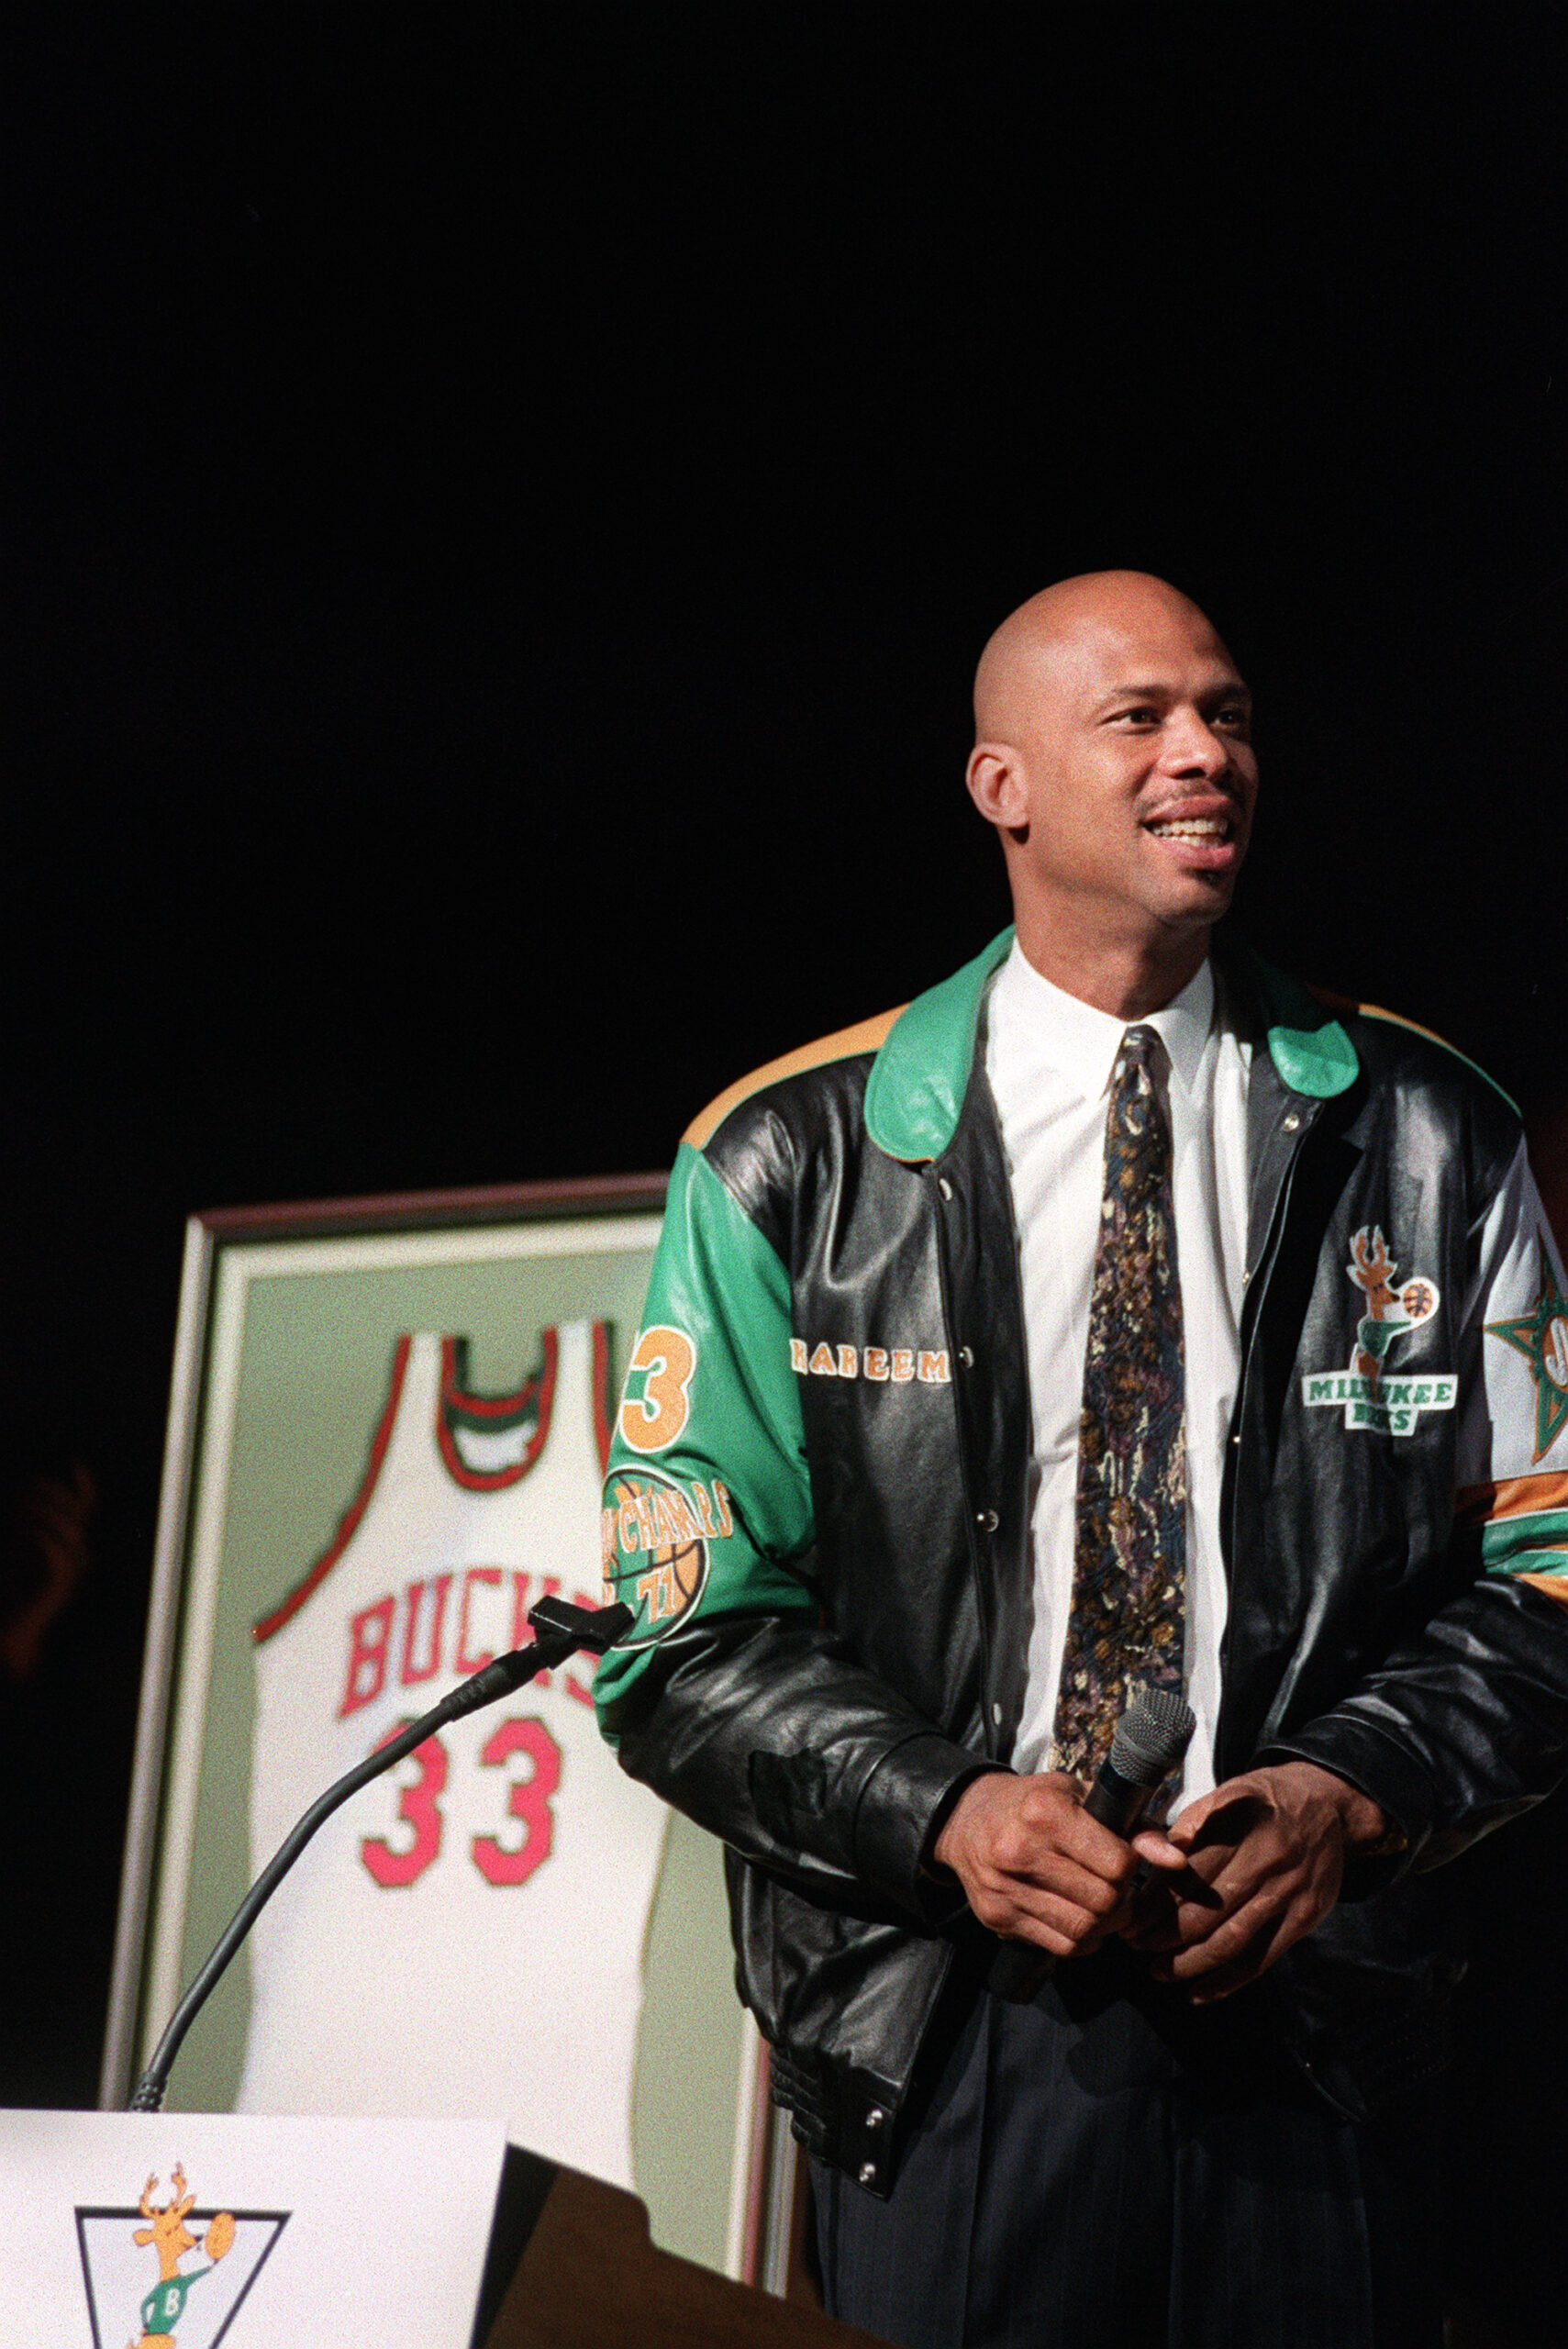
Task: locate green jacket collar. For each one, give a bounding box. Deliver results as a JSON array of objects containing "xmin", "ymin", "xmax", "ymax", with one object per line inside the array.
[{"xmin": 863, "ymin": 928, "xmax": 1360, "ymax": 1163}]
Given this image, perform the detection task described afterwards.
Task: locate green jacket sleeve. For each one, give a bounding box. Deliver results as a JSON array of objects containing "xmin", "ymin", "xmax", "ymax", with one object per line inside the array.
[{"xmin": 594, "ymin": 1141, "xmax": 982, "ymax": 1921}]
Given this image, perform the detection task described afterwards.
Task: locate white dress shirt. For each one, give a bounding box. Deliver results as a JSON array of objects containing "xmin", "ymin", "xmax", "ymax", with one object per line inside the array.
[{"xmin": 984, "ymin": 941, "xmax": 1253, "ymax": 1809}]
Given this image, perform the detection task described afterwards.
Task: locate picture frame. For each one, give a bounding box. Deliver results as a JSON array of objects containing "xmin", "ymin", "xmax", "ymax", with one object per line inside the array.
[{"xmin": 98, "ymin": 1175, "xmax": 801, "ymax": 2284}]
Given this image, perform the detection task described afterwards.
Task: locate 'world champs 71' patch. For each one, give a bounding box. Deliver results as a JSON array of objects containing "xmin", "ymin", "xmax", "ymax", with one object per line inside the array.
[
  {"xmin": 599, "ymin": 1465, "xmax": 729, "ymax": 1647},
  {"xmin": 1301, "ymin": 1224, "xmax": 1456, "ymax": 1437}
]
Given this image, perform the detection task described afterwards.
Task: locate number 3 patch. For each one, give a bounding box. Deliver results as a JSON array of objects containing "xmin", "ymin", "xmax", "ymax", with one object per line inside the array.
[{"xmin": 617, "ymin": 1325, "xmax": 696, "ymax": 1455}]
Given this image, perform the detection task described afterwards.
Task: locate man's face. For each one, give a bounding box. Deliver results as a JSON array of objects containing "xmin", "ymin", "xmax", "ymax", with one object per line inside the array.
[{"xmin": 985, "ymin": 595, "xmax": 1258, "ymax": 950}]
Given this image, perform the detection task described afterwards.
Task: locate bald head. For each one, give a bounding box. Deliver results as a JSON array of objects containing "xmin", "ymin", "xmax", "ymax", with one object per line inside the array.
[
  {"xmin": 963, "ymin": 570, "xmax": 1257, "ymax": 1017},
  {"xmin": 973, "ymin": 573, "xmax": 1234, "ymax": 745}
]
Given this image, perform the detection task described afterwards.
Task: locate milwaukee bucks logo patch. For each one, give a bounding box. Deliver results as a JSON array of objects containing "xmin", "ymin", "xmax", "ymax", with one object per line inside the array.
[
  {"xmin": 1301, "ymin": 1225, "xmax": 1456, "ymax": 1436},
  {"xmin": 75, "ymin": 2165, "xmax": 287, "ymax": 2349}
]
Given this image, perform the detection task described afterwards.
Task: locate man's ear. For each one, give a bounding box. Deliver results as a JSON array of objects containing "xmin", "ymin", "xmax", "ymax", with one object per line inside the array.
[{"xmin": 965, "ymin": 742, "xmax": 1029, "ymax": 834}]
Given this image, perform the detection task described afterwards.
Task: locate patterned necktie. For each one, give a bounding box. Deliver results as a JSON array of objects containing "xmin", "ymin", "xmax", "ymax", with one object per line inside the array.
[{"xmin": 1050, "ymin": 1024, "xmax": 1187, "ymax": 1783}]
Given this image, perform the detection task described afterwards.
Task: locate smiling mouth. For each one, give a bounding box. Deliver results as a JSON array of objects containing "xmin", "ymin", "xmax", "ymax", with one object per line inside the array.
[{"xmin": 1145, "ymin": 815, "xmax": 1234, "ymax": 841}]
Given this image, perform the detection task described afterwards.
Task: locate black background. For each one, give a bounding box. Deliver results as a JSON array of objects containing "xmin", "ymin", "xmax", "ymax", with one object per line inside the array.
[{"xmin": 3, "ymin": 6, "xmax": 1564, "ymax": 2329}]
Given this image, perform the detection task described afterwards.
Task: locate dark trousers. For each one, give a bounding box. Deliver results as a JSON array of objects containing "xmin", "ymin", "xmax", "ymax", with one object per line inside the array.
[{"xmin": 810, "ymin": 1946, "xmax": 1440, "ymax": 2349}]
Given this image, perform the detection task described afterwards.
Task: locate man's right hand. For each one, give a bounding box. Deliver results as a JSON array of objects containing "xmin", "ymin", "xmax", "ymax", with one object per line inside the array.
[{"xmin": 932, "ymin": 1769, "xmax": 1187, "ymax": 1958}]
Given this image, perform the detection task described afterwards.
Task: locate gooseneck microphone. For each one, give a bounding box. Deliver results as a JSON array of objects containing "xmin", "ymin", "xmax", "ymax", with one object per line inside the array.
[
  {"xmin": 987, "ymin": 1686, "xmax": 1197, "ymax": 2003},
  {"xmin": 128, "ymin": 1595, "xmax": 635, "ymax": 2113}
]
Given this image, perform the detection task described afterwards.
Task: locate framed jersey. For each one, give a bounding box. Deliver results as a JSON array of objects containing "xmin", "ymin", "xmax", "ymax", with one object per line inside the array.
[{"xmin": 100, "ymin": 1176, "xmax": 788, "ymax": 2284}]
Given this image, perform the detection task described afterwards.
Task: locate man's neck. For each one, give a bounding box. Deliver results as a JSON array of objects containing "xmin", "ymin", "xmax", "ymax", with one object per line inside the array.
[{"xmin": 1010, "ymin": 914, "xmax": 1212, "ymax": 1021}]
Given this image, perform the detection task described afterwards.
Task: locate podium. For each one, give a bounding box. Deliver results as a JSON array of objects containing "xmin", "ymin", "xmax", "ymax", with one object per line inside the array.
[
  {"xmin": 481, "ymin": 2149, "xmax": 884, "ymax": 2348},
  {"xmin": 3, "ymin": 2108, "xmax": 884, "ymax": 2348}
]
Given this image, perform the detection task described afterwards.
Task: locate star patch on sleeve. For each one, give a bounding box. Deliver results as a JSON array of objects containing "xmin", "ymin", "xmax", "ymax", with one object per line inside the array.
[{"xmin": 1485, "ymin": 1242, "xmax": 1568, "ymax": 1463}]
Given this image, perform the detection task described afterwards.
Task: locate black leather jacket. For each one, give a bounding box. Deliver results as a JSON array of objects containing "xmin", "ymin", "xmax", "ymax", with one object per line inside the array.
[{"xmin": 595, "ymin": 930, "xmax": 1568, "ymax": 2190}]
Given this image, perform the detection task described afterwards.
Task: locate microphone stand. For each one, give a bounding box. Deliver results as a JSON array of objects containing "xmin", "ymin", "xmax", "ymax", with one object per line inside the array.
[{"xmin": 128, "ymin": 1595, "xmax": 635, "ymax": 2114}]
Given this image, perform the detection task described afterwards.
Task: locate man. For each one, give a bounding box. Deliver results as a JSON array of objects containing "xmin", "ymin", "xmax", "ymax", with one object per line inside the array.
[{"xmin": 595, "ymin": 574, "xmax": 1568, "ymax": 2346}]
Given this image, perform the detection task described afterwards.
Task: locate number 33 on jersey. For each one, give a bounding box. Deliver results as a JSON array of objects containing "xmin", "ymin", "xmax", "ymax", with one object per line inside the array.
[{"xmin": 240, "ymin": 1320, "xmax": 668, "ymax": 2190}]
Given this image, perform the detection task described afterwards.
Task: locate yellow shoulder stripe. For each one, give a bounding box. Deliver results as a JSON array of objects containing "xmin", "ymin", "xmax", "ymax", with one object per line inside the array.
[
  {"xmin": 1457, "ymin": 1472, "xmax": 1568, "ymax": 1525},
  {"xmin": 682, "ymin": 1007, "xmax": 907, "ymax": 1151},
  {"xmin": 1307, "ymin": 985, "xmax": 1456, "ymax": 1054},
  {"xmin": 1516, "ymin": 1571, "xmax": 1568, "ymax": 1607},
  {"xmin": 1306, "ymin": 984, "xmax": 1517, "ymax": 1110}
]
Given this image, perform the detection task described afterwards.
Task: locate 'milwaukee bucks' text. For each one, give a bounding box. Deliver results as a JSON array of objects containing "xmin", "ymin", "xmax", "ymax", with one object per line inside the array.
[{"xmin": 1302, "ymin": 1370, "xmax": 1457, "ymax": 1436}]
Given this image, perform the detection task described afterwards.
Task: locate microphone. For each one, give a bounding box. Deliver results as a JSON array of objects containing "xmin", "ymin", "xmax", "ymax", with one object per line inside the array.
[
  {"xmin": 986, "ymin": 1685, "xmax": 1196, "ymax": 2004},
  {"xmin": 128, "ymin": 1596, "xmax": 635, "ymax": 2112}
]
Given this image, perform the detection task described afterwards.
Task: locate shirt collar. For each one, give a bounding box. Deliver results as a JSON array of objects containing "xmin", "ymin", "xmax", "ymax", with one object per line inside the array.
[
  {"xmin": 1140, "ymin": 958, "xmax": 1215, "ymax": 1102},
  {"xmin": 993, "ymin": 940, "xmax": 1216, "ymax": 1105}
]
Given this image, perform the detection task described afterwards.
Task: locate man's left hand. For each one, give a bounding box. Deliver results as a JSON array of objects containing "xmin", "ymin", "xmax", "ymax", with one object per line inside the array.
[{"xmin": 1121, "ymin": 1761, "xmax": 1387, "ymax": 2001}]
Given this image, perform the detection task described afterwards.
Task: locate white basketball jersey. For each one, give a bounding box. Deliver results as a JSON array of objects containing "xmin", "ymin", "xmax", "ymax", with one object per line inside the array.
[{"xmin": 239, "ymin": 1320, "xmax": 668, "ymax": 2188}]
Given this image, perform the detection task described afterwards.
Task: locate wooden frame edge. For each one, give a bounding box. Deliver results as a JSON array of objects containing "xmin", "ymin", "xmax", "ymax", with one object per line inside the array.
[{"xmin": 98, "ymin": 1214, "xmax": 217, "ymax": 2108}]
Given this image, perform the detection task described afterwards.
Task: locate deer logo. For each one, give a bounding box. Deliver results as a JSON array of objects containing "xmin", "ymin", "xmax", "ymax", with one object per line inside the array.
[
  {"xmin": 1347, "ymin": 1226, "xmax": 1440, "ymax": 1390},
  {"xmin": 1300, "ymin": 1224, "xmax": 1455, "ymax": 1435},
  {"xmin": 129, "ymin": 2165, "xmax": 235, "ymax": 2347}
]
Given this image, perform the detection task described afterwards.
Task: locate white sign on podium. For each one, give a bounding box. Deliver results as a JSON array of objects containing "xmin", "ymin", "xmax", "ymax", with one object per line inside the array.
[{"xmin": 1, "ymin": 2108, "xmax": 508, "ymax": 2349}]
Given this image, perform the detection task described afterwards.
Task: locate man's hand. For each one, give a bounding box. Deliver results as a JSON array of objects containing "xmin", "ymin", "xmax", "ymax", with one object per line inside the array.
[
  {"xmin": 1120, "ymin": 1761, "xmax": 1388, "ymax": 2001},
  {"xmin": 933, "ymin": 1769, "xmax": 1187, "ymax": 1958}
]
